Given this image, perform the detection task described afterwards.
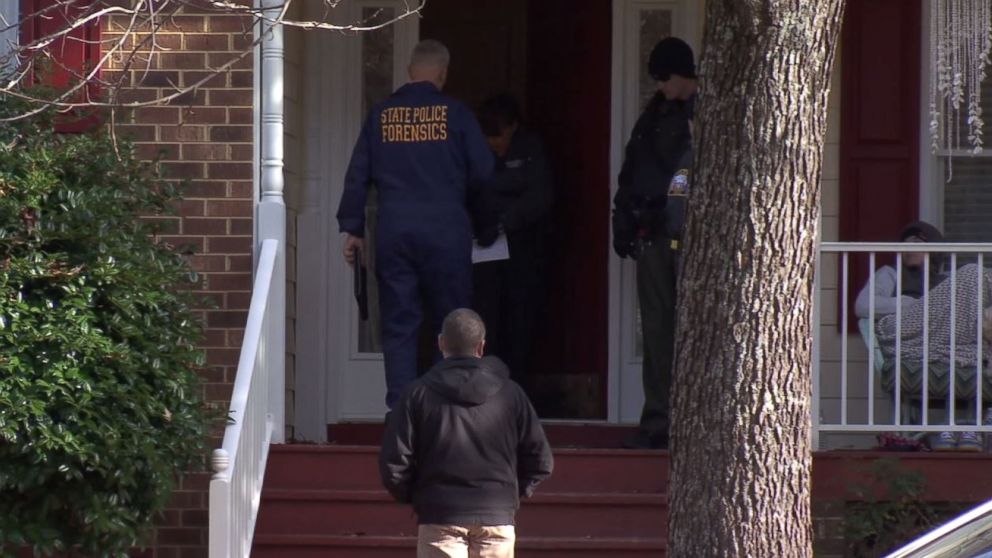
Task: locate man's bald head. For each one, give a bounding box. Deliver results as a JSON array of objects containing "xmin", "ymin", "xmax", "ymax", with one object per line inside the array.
[
  {"xmin": 409, "ymin": 39, "xmax": 449, "ymax": 88},
  {"xmin": 439, "ymin": 308, "xmax": 486, "ymax": 358}
]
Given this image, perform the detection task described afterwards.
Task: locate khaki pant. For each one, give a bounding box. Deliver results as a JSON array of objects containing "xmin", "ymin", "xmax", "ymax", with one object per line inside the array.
[{"xmin": 417, "ymin": 524, "xmax": 515, "ymax": 558}]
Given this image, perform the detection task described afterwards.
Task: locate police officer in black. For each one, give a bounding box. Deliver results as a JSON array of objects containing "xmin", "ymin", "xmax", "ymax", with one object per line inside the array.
[
  {"xmin": 613, "ymin": 37, "xmax": 697, "ymax": 449},
  {"xmin": 472, "ymin": 94, "xmax": 553, "ymax": 386},
  {"xmin": 337, "ymin": 40, "xmax": 495, "ymax": 409}
]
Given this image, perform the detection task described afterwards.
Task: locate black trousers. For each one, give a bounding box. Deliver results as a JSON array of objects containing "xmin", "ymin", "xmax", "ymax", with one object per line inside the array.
[
  {"xmin": 472, "ymin": 231, "xmax": 547, "ymax": 384},
  {"xmin": 636, "ymin": 239, "xmax": 678, "ymax": 437}
]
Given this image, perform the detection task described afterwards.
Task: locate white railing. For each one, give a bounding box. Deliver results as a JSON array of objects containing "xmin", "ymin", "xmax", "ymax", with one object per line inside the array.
[
  {"xmin": 209, "ymin": 239, "xmax": 281, "ymax": 558},
  {"xmin": 814, "ymin": 242, "xmax": 992, "ymax": 449}
]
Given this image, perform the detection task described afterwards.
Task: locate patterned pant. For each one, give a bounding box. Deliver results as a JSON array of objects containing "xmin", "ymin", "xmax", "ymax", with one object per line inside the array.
[{"xmin": 417, "ymin": 524, "xmax": 515, "ymax": 558}]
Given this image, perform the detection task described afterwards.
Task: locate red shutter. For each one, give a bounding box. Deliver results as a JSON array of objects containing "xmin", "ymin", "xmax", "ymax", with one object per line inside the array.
[
  {"xmin": 838, "ymin": 0, "xmax": 921, "ymax": 329},
  {"xmin": 19, "ymin": 0, "xmax": 102, "ymax": 132}
]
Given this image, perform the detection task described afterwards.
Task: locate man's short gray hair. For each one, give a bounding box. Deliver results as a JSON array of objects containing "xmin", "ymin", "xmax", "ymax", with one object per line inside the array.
[
  {"xmin": 411, "ymin": 39, "xmax": 450, "ymax": 69},
  {"xmin": 441, "ymin": 308, "xmax": 486, "ymax": 356}
]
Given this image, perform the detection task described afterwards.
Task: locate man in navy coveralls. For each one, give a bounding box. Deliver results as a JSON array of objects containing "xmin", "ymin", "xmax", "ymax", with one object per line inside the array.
[{"xmin": 337, "ymin": 39, "xmax": 495, "ymax": 409}]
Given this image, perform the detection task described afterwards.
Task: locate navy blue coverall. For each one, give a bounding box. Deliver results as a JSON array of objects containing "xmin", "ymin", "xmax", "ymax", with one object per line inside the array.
[{"xmin": 336, "ymin": 81, "xmax": 495, "ymax": 408}]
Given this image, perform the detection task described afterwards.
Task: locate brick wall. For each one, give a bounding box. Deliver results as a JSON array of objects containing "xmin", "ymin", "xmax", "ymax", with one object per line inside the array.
[{"xmin": 103, "ymin": 5, "xmax": 255, "ymax": 557}]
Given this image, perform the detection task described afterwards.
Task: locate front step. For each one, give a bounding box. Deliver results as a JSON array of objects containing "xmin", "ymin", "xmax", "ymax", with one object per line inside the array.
[
  {"xmin": 256, "ymin": 444, "xmax": 669, "ymax": 557},
  {"xmin": 253, "ymin": 534, "xmax": 667, "ymax": 558}
]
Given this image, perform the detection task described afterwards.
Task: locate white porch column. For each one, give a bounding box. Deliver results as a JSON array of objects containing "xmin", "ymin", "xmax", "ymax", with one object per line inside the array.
[{"xmin": 259, "ymin": 0, "xmax": 286, "ymax": 443}]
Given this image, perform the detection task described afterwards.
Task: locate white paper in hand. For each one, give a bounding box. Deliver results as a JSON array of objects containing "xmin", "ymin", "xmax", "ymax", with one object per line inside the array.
[{"xmin": 472, "ymin": 233, "xmax": 510, "ymax": 264}]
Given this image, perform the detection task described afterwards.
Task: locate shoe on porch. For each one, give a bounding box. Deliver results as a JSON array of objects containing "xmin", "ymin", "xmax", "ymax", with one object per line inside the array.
[
  {"xmin": 622, "ymin": 430, "xmax": 668, "ymax": 450},
  {"xmin": 931, "ymin": 431, "xmax": 957, "ymax": 451},
  {"xmin": 957, "ymin": 431, "xmax": 983, "ymax": 452}
]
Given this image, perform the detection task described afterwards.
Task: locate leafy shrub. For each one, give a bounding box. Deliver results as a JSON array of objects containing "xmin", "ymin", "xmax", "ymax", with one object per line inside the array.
[{"xmin": 0, "ymin": 104, "xmax": 208, "ymax": 557}]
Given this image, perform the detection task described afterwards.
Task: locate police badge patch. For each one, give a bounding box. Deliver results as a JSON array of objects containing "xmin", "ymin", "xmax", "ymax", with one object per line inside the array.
[{"xmin": 668, "ymin": 168, "xmax": 690, "ymax": 196}]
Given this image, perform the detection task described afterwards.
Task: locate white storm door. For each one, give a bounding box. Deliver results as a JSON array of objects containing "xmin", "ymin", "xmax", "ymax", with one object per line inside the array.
[{"xmin": 609, "ymin": 0, "xmax": 700, "ymax": 423}]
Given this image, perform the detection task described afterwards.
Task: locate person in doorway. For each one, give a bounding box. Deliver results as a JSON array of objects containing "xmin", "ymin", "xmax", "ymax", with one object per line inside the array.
[
  {"xmin": 612, "ymin": 37, "xmax": 696, "ymax": 449},
  {"xmin": 473, "ymin": 93, "xmax": 554, "ymax": 385},
  {"xmin": 337, "ymin": 40, "xmax": 496, "ymax": 410},
  {"xmin": 379, "ymin": 308, "xmax": 554, "ymax": 558}
]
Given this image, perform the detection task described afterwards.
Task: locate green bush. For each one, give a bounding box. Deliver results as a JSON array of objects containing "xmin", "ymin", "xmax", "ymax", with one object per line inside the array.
[{"xmin": 0, "ymin": 105, "xmax": 208, "ymax": 557}]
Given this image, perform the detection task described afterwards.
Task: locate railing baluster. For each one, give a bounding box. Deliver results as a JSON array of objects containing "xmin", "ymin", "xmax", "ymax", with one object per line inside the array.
[
  {"xmin": 978, "ymin": 253, "xmax": 984, "ymax": 427},
  {"xmin": 841, "ymin": 252, "xmax": 849, "ymax": 426},
  {"xmin": 922, "ymin": 255, "xmax": 929, "ymax": 426},
  {"xmin": 895, "ymin": 252, "xmax": 902, "ymax": 426},
  {"xmin": 950, "ymin": 254, "xmax": 958, "ymax": 428},
  {"xmin": 868, "ymin": 252, "xmax": 876, "ymax": 426}
]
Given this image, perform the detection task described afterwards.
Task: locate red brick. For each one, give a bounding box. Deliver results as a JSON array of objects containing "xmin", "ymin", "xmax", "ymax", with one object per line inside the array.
[
  {"xmin": 228, "ymin": 108, "xmax": 252, "ymax": 124},
  {"xmin": 206, "ymin": 348, "xmax": 240, "ymax": 366},
  {"xmin": 117, "ymin": 124, "xmax": 156, "ymax": 141},
  {"xmin": 175, "ymin": 199, "xmax": 206, "ymax": 217},
  {"xmin": 157, "ymin": 510, "xmax": 181, "ymax": 527},
  {"xmin": 206, "ymin": 200, "xmax": 250, "ymax": 217},
  {"xmin": 182, "ymin": 71, "xmax": 227, "ymax": 88},
  {"xmin": 230, "ymin": 71, "xmax": 253, "ymax": 88},
  {"xmin": 117, "ymin": 89, "xmax": 160, "ymax": 104},
  {"xmin": 161, "ymin": 162, "xmax": 205, "ymax": 180},
  {"xmin": 207, "ymin": 163, "xmax": 252, "ymax": 180},
  {"xmin": 201, "ymin": 328, "xmax": 227, "ymax": 346},
  {"xmin": 206, "ymin": 310, "xmax": 248, "ymax": 328},
  {"xmin": 185, "ymin": 34, "xmax": 230, "ymax": 51},
  {"xmin": 156, "ymin": 528, "xmax": 203, "ymax": 546},
  {"xmin": 231, "ymin": 33, "xmax": 252, "ymax": 50},
  {"xmin": 143, "ymin": 217, "xmax": 181, "ymax": 234},
  {"xmin": 229, "ymin": 218, "xmax": 252, "ymax": 235},
  {"xmin": 208, "ymin": 52, "xmax": 252, "ymax": 70},
  {"xmin": 182, "ymin": 144, "xmax": 228, "ymax": 161},
  {"xmin": 210, "ymin": 126, "xmax": 251, "ymax": 142},
  {"xmin": 199, "ymin": 366, "xmax": 226, "ymax": 383},
  {"xmin": 171, "ymin": 89, "xmax": 208, "ymax": 106},
  {"xmin": 204, "ymin": 383, "xmax": 234, "ymax": 401},
  {"xmin": 179, "ymin": 546, "xmax": 208, "ymax": 558},
  {"xmin": 160, "ymin": 16, "xmax": 207, "ymax": 33},
  {"xmin": 183, "ymin": 218, "xmax": 227, "ymax": 235},
  {"xmin": 182, "ymin": 181, "xmax": 229, "ymax": 198},
  {"xmin": 208, "ymin": 16, "xmax": 251, "ymax": 33},
  {"xmin": 229, "ymin": 145, "xmax": 253, "ymax": 162},
  {"xmin": 209, "ymin": 89, "xmax": 252, "ymax": 107},
  {"xmin": 209, "ymin": 273, "xmax": 252, "ymax": 291},
  {"xmin": 166, "ymin": 490, "xmax": 203, "ymax": 509},
  {"xmin": 227, "ymin": 329, "xmax": 245, "ymax": 347},
  {"xmin": 158, "ymin": 236, "xmax": 206, "ymax": 253},
  {"xmin": 135, "ymin": 107, "xmax": 180, "ymax": 124},
  {"xmin": 180, "ymin": 107, "xmax": 227, "ymax": 125},
  {"xmin": 180, "ymin": 472, "xmax": 211, "ymax": 492},
  {"xmin": 155, "ymin": 51, "xmax": 206, "ymax": 70},
  {"xmin": 228, "ymin": 255, "xmax": 252, "ymax": 272},
  {"xmin": 186, "ymin": 255, "xmax": 227, "ymax": 273},
  {"xmin": 206, "ymin": 236, "xmax": 251, "ymax": 254},
  {"xmin": 160, "ymin": 125, "xmax": 206, "ymax": 142},
  {"xmin": 226, "ymin": 291, "xmax": 251, "ymax": 310},
  {"xmin": 229, "ymin": 181, "xmax": 253, "ymax": 198},
  {"xmin": 134, "ymin": 71, "xmax": 181, "ymax": 88},
  {"xmin": 141, "ymin": 33, "xmax": 183, "ymax": 50},
  {"xmin": 137, "ymin": 143, "xmax": 180, "ymax": 160},
  {"xmin": 155, "ymin": 547, "xmax": 180, "ymax": 558}
]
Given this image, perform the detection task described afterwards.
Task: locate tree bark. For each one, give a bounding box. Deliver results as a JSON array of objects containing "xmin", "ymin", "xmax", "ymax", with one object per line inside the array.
[{"xmin": 669, "ymin": 1, "xmax": 845, "ymax": 556}]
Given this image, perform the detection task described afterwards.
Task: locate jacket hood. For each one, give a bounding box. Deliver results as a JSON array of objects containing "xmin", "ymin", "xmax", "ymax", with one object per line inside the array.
[
  {"xmin": 421, "ymin": 356, "xmax": 510, "ymax": 406},
  {"xmin": 900, "ymin": 220, "xmax": 943, "ymax": 243}
]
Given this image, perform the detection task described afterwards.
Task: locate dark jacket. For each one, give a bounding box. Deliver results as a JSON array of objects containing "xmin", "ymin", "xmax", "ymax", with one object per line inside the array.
[
  {"xmin": 379, "ymin": 356, "xmax": 553, "ymax": 526},
  {"xmin": 336, "ymin": 81, "xmax": 495, "ymax": 241},
  {"xmin": 613, "ymin": 92, "xmax": 693, "ymax": 257},
  {"xmin": 492, "ymin": 129, "xmax": 553, "ymax": 235}
]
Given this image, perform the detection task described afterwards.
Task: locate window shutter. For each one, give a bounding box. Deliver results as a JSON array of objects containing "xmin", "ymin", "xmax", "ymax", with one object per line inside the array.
[
  {"xmin": 19, "ymin": 0, "xmax": 102, "ymax": 132},
  {"xmin": 838, "ymin": 0, "xmax": 922, "ymax": 330}
]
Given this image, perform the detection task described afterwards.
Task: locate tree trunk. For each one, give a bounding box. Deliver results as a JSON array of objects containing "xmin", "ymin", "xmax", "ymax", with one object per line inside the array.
[{"xmin": 669, "ymin": 1, "xmax": 845, "ymax": 556}]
